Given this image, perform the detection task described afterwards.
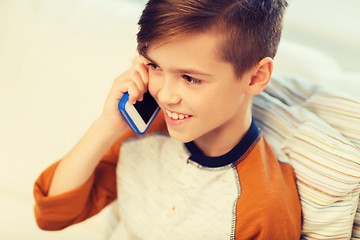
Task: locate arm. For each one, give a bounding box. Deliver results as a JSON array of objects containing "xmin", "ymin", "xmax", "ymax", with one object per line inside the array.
[
  {"xmin": 34, "ymin": 56, "xmax": 150, "ymax": 230},
  {"xmin": 47, "ymin": 117, "xmax": 126, "ymax": 196},
  {"xmin": 48, "ymin": 55, "xmax": 150, "ymax": 196},
  {"xmin": 33, "ymin": 130, "xmax": 135, "ymax": 230}
]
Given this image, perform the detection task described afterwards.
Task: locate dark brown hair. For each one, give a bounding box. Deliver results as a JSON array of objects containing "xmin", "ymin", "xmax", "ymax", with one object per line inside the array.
[{"xmin": 137, "ymin": 0, "xmax": 288, "ymax": 77}]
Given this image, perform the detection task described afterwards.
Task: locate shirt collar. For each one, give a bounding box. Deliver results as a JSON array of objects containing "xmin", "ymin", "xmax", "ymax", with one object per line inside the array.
[{"xmin": 184, "ymin": 119, "xmax": 260, "ymax": 168}]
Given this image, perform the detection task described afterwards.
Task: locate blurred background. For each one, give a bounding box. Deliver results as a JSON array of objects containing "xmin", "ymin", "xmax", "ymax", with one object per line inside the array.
[
  {"xmin": 0, "ymin": 0, "xmax": 359, "ymax": 239},
  {"xmin": 282, "ymin": 0, "xmax": 360, "ymax": 72}
]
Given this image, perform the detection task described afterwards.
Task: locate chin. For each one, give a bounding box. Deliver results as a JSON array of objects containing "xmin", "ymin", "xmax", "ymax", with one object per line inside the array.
[{"xmin": 167, "ymin": 129, "xmax": 196, "ymax": 143}]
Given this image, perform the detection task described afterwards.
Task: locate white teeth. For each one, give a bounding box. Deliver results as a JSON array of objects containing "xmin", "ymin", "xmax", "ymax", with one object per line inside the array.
[{"xmin": 166, "ymin": 109, "xmax": 189, "ymax": 120}]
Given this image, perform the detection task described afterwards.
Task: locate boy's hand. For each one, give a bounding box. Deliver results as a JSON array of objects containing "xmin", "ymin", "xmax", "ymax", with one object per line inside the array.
[
  {"xmin": 47, "ymin": 55, "xmax": 150, "ymax": 197},
  {"xmin": 99, "ymin": 55, "xmax": 150, "ymax": 134}
]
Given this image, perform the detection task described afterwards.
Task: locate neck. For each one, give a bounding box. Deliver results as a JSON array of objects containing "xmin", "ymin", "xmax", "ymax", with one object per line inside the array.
[{"xmin": 194, "ymin": 106, "xmax": 252, "ymax": 157}]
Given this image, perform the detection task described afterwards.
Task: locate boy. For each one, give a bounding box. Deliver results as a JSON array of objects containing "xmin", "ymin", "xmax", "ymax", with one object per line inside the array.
[{"xmin": 34, "ymin": 0, "xmax": 302, "ymax": 239}]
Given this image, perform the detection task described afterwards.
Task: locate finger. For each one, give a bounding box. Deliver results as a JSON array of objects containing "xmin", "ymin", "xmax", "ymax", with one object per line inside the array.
[
  {"xmin": 110, "ymin": 75, "xmax": 128, "ymax": 99},
  {"xmin": 131, "ymin": 71, "xmax": 146, "ymax": 101},
  {"xmin": 127, "ymin": 81, "xmax": 141, "ymax": 105},
  {"xmin": 136, "ymin": 62, "xmax": 150, "ymax": 87},
  {"xmin": 134, "ymin": 54, "xmax": 145, "ymax": 65}
]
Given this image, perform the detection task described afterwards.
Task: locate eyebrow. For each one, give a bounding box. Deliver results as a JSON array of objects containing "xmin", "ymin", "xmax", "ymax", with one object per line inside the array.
[{"xmin": 142, "ymin": 53, "xmax": 215, "ymax": 77}]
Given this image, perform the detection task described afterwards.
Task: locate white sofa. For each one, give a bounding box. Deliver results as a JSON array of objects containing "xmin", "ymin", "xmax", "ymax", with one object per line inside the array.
[{"xmin": 0, "ymin": 0, "xmax": 359, "ymax": 239}]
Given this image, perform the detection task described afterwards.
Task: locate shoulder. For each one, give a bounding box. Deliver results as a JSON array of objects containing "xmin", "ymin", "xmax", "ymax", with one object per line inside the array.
[
  {"xmin": 235, "ymin": 134, "xmax": 295, "ymax": 179},
  {"xmin": 232, "ymin": 135, "xmax": 302, "ymax": 239}
]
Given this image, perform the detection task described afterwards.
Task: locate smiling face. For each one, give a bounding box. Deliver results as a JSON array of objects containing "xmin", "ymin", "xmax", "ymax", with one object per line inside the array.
[{"xmin": 144, "ymin": 32, "xmax": 255, "ymax": 155}]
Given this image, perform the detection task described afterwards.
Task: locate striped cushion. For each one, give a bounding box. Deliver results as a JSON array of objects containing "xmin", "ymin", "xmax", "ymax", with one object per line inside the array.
[{"xmin": 253, "ymin": 75, "xmax": 360, "ymax": 239}]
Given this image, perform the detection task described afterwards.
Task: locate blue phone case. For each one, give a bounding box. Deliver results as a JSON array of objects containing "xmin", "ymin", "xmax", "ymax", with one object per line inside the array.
[{"xmin": 118, "ymin": 93, "xmax": 159, "ymax": 135}]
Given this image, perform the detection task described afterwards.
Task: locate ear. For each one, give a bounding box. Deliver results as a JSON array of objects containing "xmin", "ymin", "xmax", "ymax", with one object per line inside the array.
[{"xmin": 246, "ymin": 57, "xmax": 273, "ymax": 95}]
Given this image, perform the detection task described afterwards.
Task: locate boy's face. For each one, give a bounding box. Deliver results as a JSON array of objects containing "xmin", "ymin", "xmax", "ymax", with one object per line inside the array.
[{"xmin": 145, "ymin": 32, "xmax": 253, "ymax": 147}]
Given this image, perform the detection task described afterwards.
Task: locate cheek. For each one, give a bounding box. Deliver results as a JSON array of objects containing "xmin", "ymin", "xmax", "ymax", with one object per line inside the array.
[
  {"xmin": 201, "ymin": 87, "xmax": 241, "ymax": 115},
  {"xmin": 148, "ymin": 72, "xmax": 161, "ymax": 98},
  {"xmin": 148, "ymin": 82, "xmax": 157, "ymax": 99},
  {"xmin": 191, "ymin": 94, "xmax": 218, "ymax": 116}
]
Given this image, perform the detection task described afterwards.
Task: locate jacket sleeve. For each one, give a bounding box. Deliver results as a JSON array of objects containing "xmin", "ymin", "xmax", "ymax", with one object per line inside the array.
[{"xmin": 33, "ymin": 134, "xmax": 124, "ymax": 230}]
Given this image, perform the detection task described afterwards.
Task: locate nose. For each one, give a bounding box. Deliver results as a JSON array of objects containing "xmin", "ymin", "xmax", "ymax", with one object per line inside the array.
[{"xmin": 157, "ymin": 75, "xmax": 181, "ymax": 106}]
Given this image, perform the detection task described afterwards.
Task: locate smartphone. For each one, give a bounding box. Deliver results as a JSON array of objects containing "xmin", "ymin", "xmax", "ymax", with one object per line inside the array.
[{"xmin": 118, "ymin": 91, "xmax": 160, "ymax": 135}]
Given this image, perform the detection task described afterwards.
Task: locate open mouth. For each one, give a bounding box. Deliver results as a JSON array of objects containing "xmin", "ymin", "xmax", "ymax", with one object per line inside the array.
[{"xmin": 165, "ymin": 109, "xmax": 190, "ymax": 120}]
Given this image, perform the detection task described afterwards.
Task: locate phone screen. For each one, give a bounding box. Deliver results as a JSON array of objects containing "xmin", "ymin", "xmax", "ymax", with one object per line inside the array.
[{"xmin": 134, "ymin": 92, "xmax": 159, "ymax": 123}]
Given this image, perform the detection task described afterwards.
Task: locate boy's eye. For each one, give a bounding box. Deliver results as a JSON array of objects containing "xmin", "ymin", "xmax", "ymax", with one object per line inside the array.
[
  {"xmin": 183, "ymin": 75, "xmax": 201, "ymax": 84},
  {"xmin": 147, "ymin": 63, "xmax": 159, "ymax": 70}
]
